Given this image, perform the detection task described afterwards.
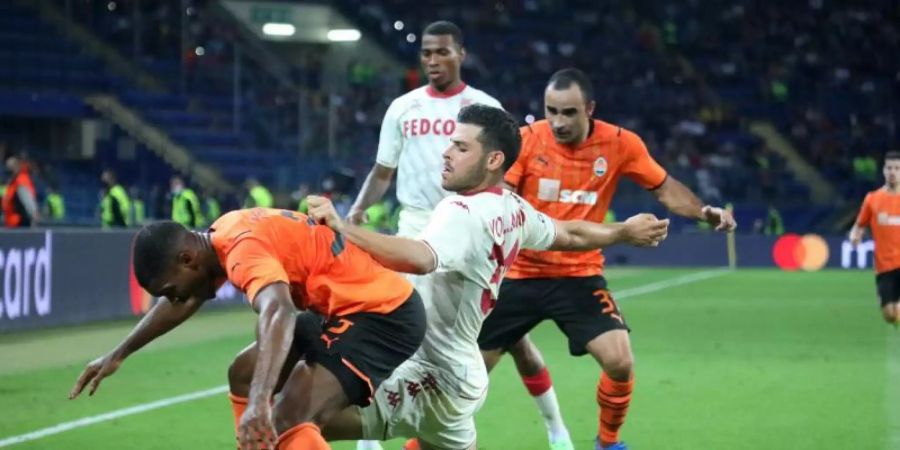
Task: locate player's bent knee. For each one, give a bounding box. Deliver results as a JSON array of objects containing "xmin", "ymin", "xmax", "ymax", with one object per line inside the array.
[
  {"xmin": 272, "ymin": 363, "xmax": 351, "ymax": 434},
  {"xmin": 601, "ymin": 352, "xmax": 634, "ymax": 380},
  {"xmin": 510, "ymin": 337, "xmax": 545, "ymax": 376},
  {"xmin": 227, "ymin": 344, "xmax": 257, "ymax": 396}
]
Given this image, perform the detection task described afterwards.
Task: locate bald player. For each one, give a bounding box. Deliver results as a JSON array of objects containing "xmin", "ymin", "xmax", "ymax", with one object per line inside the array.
[{"xmin": 478, "ymin": 68, "xmax": 736, "ymax": 450}]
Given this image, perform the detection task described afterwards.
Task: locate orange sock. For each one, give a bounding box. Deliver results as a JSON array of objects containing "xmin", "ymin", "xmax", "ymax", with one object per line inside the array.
[
  {"xmin": 597, "ymin": 372, "xmax": 633, "ymax": 447},
  {"xmin": 229, "ymin": 393, "xmax": 248, "ymax": 446},
  {"xmin": 403, "ymin": 438, "xmax": 421, "ymax": 450},
  {"xmin": 278, "ymin": 422, "xmax": 330, "ymax": 450}
]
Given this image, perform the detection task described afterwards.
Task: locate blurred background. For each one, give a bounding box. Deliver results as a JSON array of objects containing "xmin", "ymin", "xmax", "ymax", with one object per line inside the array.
[
  {"xmin": 0, "ymin": 1, "xmax": 898, "ymax": 449},
  {"xmin": 0, "ymin": 0, "xmax": 894, "ymax": 231}
]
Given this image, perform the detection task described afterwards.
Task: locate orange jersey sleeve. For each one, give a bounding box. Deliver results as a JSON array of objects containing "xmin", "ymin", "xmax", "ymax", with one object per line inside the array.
[
  {"xmin": 224, "ymin": 237, "xmax": 290, "ymax": 303},
  {"xmin": 619, "ymin": 129, "xmax": 667, "ymax": 189},
  {"xmin": 211, "ymin": 208, "xmax": 412, "ymax": 317},
  {"xmin": 856, "ymin": 193, "xmax": 873, "ymax": 227},
  {"xmin": 505, "ymin": 126, "xmax": 534, "ymax": 187}
]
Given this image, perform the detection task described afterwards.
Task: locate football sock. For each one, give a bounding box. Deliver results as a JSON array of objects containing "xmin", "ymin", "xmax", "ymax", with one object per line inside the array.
[
  {"xmin": 597, "ymin": 372, "xmax": 633, "ymax": 447},
  {"xmin": 228, "ymin": 393, "xmax": 248, "ymax": 444},
  {"xmin": 521, "ymin": 367, "xmax": 569, "ymax": 440},
  {"xmin": 278, "ymin": 422, "xmax": 330, "ymax": 450}
]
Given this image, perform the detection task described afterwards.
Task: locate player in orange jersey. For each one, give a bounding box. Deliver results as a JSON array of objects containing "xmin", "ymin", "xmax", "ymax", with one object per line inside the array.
[
  {"xmin": 849, "ymin": 151, "xmax": 900, "ymax": 325},
  {"xmin": 477, "ymin": 68, "xmax": 736, "ymax": 450},
  {"xmin": 70, "ymin": 208, "xmax": 425, "ymax": 450}
]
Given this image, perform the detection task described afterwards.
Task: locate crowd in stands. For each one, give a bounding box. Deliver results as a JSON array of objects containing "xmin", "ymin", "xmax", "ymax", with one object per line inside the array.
[{"xmin": 1, "ymin": 0, "xmax": 896, "ymax": 231}]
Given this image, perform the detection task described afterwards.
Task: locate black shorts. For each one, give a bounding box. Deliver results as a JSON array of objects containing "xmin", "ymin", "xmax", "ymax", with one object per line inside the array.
[
  {"xmin": 876, "ymin": 269, "xmax": 900, "ymax": 307},
  {"xmin": 293, "ymin": 290, "xmax": 426, "ymax": 407},
  {"xmin": 478, "ymin": 276, "xmax": 628, "ymax": 356}
]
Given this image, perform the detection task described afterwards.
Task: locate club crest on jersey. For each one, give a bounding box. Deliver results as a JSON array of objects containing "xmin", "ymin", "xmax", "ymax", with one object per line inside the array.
[
  {"xmin": 593, "ymin": 156, "xmax": 608, "ymax": 177},
  {"xmin": 460, "ymin": 98, "xmax": 473, "ymax": 107}
]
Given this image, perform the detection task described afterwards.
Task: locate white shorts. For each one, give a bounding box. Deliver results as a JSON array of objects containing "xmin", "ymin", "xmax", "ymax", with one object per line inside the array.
[
  {"xmin": 358, "ymin": 357, "xmax": 487, "ymax": 449},
  {"xmin": 397, "ymin": 207, "xmax": 433, "ymax": 238}
]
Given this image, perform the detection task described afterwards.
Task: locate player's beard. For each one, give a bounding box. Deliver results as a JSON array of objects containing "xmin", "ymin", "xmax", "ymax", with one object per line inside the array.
[{"xmin": 446, "ymin": 161, "xmax": 488, "ymax": 193}]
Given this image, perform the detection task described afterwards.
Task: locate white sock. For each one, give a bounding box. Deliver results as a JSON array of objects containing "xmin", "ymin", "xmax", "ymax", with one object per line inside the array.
[
  {"xmin": 356, "ymin": 440, "xmax": 384, "ymax": 450},
  {"xmin": 533, "ymin": 387, "xmax": 570, "ymax": 441}
]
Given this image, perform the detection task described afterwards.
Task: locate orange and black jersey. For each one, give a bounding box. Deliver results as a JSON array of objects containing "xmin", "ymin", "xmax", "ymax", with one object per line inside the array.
[
  {"xmin": 506, "ymin": 119, "xmax": 667, "ymax": 279},
  {"xmin": 210, "ymin": 208, "xmax": 413, "ymax": 317}
]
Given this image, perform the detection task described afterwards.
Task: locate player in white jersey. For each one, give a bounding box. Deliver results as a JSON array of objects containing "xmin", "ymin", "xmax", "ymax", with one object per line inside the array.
[
  {"xmin": 347, "ymin": 21, "xmax": 501, "ymax": 238},
  {"xmin": 308, "ymin": 105, "xmax": 669, "ymax": 449}
]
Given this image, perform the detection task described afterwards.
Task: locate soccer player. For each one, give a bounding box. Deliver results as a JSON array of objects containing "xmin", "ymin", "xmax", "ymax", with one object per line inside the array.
[
  {"xmin": 348, "ymin": 20, "xmax": 506, "ymax": 450},
  {"xmin": 69, "ymin": 208, "xmax": 426, "ymax": 450},
  {"xmin": 477, "ymin": 68, "xmax": 737, "ymax": 450},
  {"xmin": 299, "ymin": 104, "xmax": 669, "ymax": 450},
  {"xmin": 347, "ymin": 20, "xmax": 501, "ymax": 238},
  {"xmin": 849, "ymin": 151, "xmax": 900, "ymax": 325}
]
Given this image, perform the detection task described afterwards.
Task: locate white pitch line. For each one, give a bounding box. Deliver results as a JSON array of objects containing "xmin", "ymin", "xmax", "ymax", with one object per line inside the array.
[
  {"xmin": 0, "ymin": 269, "xmax": 730, "ymax": 447},
  {"xmin": 887, "ymin": 329, "xmax": 900, "ymax": 450},
  {"xmin": 614, "ymin": 268, "xmax": 730, "ymax": 300},
  {"xmin": 0, "ymin": 385, "xmax": 228, "ymax": 448}
]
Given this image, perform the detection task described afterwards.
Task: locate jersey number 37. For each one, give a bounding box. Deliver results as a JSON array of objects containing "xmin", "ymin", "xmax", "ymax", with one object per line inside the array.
[{"xmin": 481, "ymin": 241, "xmax": 520, "ymax": 315}]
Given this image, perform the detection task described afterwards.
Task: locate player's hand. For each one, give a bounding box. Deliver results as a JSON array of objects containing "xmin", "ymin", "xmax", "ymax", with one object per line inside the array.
[
  {"xmin": 238, "ymin": 400, "xmax": 277, "ymax": 450},
  {"xmin": 623, "ymin": 214, "xmax": 669, "ymax": 247},
  {"xmin": 849, "ymin": 230, "xmax": 863, "ymax": 247},
  {"xmin": 306, "ymin": 195, "xmax": 345, "ymax": 233},
  {"xmin": 702, "ymin": 205, "xmax": 736, "ymax": 232},
  {"xmin": 346, "ymin": 207, "xmax": 368, "ymax": 225},
  {"xmin": 68, "ymin": 353, "xmax": 123, "ymax": 399}
]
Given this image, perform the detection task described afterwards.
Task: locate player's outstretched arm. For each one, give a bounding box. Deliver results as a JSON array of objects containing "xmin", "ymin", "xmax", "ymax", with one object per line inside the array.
[
  {"xmin": 240, "ymin": 283, "xmax": 295, "ymax": 448},
  {"xmin": 652, "ymin": 176, "xmax": 736, "ymax": 232},
  {"xmin": 308, "ymin": 195, "xmax": 436, "ymax": 274},
  {"xmin": 69, "ymin": 296, "xmax": 205, "ymax": 399},
  {"xmin": 549, "ymin": 214, "xmax": 669, "ymax": 251},
  {"xmin": 347, "ymin": 163, "xmax": 396, "ymax": 225}
]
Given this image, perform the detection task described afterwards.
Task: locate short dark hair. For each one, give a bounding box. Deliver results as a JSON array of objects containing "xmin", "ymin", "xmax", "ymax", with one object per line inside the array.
[
  {"xmin": 457, "ymin": 104, "xmax": 521, "ymax": 171},
  {"xmin": 886, "ymin": 151, "xmax": 900, "ymax": 161},
  {"xmin": 132, "ymin": 221, "xmax": 189, "ymax": 289},
  {"xmin": 547, "ymin": 68, "xmax": 594, "ymax": 104},
  {"xmin": 423, "ymin": 21, "xmax": 463, "ymax": 47}
]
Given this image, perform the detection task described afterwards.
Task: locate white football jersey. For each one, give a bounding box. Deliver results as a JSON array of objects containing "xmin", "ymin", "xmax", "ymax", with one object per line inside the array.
[
  {"xmin": 376, "ymin": 84, "xmax": 502, "ymax": 212},
  {"xmin": 413, "ymin": 187, "xmax": 557, "ymax": 399}
]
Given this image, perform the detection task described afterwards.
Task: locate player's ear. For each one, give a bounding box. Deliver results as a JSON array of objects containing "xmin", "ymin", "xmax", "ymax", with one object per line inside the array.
[
  {"xmin": 585, "ymin": 100, "xmax": 596, "ymax": 117},
  {"xmin": 177, "ymin": 250, "xmax": 196, "ymax": 268},
  {"xmin": 487, "ymin": 150, "xmax": 504, "ymax": 171},
  {"xmin": 458, "ymin": 45, "xmax": 466, "ymax": 62}
]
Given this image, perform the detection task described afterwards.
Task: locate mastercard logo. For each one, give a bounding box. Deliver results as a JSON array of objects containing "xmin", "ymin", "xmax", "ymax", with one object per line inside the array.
[{"xmin": 772, "ymin": 233, "xmax": 829, "ymax": 271}]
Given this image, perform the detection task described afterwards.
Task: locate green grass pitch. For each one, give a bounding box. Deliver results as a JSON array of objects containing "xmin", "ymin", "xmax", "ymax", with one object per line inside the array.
[{"xmin": 0, "ymin": 268, "xmax": 895, "ymax": 450}]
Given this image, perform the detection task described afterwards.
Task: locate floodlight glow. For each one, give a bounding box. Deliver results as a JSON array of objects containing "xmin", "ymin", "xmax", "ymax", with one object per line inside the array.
[
  {"xmin": 327, "ymin": 29, "xmax": 361, "ymax": 42},
  {"xmin": 262, "ymin": 23, "xmax": 296, "ymax": 37}
]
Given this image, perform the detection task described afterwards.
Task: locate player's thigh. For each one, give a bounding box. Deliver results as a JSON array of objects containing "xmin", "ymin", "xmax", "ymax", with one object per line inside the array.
[
  {"xmin": 308, "ymin": 291, "xmax": 426, "ymax": 409},
  {"xmin": 321, "ymin": 405, "xmax": 364, "ymax": 441},
  {"xmin": 478, "ymin": 278, "xmax": 547, "ymax": 353},
  {"xmin": 273, "ymin": 361, "xmax": 351, "ymax": 433},
  {"xmin": 585, "ymin": 329, "xmax": 633, "ymax": 374},
  {"xmin": 228, "ymin": 312, "xmax": 324, "ymax": 395},
  {"xmin": 548, "ymin": 276, "xmax": 630, "ymax": 357}
]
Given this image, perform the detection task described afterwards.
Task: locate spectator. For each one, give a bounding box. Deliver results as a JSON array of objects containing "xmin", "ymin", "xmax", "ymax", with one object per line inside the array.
[
  {"xmin": 100, "ymin": 170, "xmax": 131, "ymax": 228},
  {"xmin": 170, "ymin": 176, "xmax": 204, "ymax": 228},
  {"xmin": 2, "ymin": 155, "xmax": 38, "ymax": 228}
]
